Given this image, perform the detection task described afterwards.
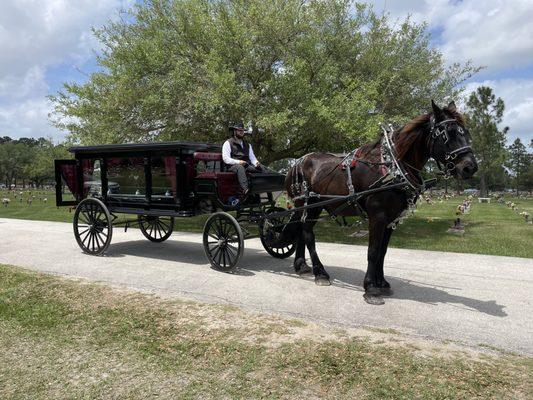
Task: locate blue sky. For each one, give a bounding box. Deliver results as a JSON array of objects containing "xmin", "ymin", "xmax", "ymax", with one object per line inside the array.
[{"xmin": 0, "ymin": 0, "xmax": 532, "ymax": 146}]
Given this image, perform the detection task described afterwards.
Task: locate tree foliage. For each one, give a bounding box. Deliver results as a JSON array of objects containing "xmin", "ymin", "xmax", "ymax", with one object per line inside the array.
[
  {"xmin": 50, "ymin": 0, "xmax": 478, "ymax": 162},
  {"xmin": 465, "ymin": 86, "xmax": 508, "ymax": 196},
  {"xmin": 508, "ymin": 138, "xmax": 532, "ymax": 192}
]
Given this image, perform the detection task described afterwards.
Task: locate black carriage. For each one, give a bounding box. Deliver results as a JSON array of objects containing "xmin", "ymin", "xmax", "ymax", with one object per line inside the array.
[{"xmin": 54, "ymin": 141, "xmax": 295, "ymax": 271}]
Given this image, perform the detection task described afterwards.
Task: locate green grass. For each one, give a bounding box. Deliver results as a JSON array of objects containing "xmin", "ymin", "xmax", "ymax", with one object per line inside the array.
[
  {"xmin": 1, "ymin": 189, "xmax": 532, "ymax": 258},
  {"xmin": 1, "ymin": 263, "xmax": 531, "ymax": 399}
]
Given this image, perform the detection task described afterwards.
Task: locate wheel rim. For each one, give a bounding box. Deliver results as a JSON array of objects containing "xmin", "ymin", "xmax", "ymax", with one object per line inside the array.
[
  {"xmin": 204, "ymin": 214, "xmax": 243, "ymax": 271},
  {"xmin": 139, "ymin": 216, "xmax": 174, "ymax": 242},
  {"xmin": 74, "ymin": 200, "xmax": 111, "ymax": 255}
]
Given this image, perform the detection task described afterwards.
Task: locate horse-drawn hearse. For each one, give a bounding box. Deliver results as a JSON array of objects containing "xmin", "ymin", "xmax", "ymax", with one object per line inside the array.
[
  {"xmin": 56, "ymin": 101, "xmax": 478, "ymax": 305},
  {"xmin": 55, "ymin": 141, "xmax": 295, "ymax": 271}
]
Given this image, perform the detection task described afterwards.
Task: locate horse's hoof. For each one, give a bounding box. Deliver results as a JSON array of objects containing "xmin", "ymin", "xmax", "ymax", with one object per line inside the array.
[
  {"xmin": 315, "ymin": 277, "xmax": 331, "ymax": 286},
  {"xmin": 363, "ymin": 293, "xmax": 385, "ymax": 305},
  {"xmin": 296, "ymin": 264, "xmax": 312, "ymax": 275},
  {"xmin": 380, "ymin": 287, "xmax": 394, "ymax": 296}
]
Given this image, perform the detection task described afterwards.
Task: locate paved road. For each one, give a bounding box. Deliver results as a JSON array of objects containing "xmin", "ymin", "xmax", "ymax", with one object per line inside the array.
[{"xmin": 1, "ymin": 218, "xmax": 532, "ymax": 355}]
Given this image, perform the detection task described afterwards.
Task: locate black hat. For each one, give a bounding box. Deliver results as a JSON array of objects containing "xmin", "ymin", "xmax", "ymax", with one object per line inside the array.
[{"xmin": 229, "ymin": 122, "xmax": 245, "ymax": 131}]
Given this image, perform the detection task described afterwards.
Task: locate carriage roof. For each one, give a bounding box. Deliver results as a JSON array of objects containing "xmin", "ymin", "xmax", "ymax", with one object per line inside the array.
[{"xmin": 68, "ymin": 141, "xmax": 221, "ymax": 155}]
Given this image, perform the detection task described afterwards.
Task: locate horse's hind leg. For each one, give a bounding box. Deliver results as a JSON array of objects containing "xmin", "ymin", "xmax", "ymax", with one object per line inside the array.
[{"xmin": 303, "ymin": 208, "xmax": 330, "ymax": 286}]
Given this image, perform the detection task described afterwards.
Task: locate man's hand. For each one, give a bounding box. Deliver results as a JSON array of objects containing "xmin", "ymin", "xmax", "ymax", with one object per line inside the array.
[{"xmin": 239, "ymin": 160, "xmax": 247, "ymax": 165}]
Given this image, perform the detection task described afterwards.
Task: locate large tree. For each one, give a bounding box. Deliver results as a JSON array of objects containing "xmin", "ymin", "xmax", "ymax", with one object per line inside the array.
[
  {"xmin": 465, "ymin": 86, "xmax": 508, "ymax": 197},
  {"xmin": 50, "ymin": 0, "xmax": 477, "ymax": 162}
]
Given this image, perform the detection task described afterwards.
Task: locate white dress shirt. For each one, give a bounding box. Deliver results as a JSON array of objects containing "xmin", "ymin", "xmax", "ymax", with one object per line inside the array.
[{"xmin": 222, "ymin": 139, "xmax": 259, "ymax": 166}]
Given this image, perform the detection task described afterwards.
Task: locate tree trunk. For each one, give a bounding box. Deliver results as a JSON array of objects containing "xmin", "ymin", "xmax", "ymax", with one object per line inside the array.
[{"xmin": 480, "ymin": 174, "xmax": 487, "ymax": 197}]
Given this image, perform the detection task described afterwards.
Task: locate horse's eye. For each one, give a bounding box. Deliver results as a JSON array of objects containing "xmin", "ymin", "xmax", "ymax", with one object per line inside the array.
[{"xmin": 457, "ymin": 126, "xmax": 464, "ymax": 135}]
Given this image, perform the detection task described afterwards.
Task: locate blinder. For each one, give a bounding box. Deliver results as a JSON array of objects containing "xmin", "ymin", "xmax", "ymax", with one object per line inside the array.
[{"xmin": 429, "ymin": 116, "xmax": 473, "ymax": 177}]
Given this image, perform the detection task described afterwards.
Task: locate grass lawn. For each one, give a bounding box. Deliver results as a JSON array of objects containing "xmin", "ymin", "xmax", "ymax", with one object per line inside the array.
[
  {"xmin": 1, "ymin": 189, "xmax": 532, "ymax": 258},
  {"xmin": 1, "ymin": 263, "xmax": 531, "ymax": 399}
]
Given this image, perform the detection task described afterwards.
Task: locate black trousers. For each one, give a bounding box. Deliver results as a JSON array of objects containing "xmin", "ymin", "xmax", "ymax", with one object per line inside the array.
[{"xmin": 228, "ymin": 164, "xmax": 265, "ymax": 190}]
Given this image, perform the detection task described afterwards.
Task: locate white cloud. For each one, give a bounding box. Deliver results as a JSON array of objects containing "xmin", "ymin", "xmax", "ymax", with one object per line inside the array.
[
  {"xmin": 463, "ymin": 79, "xmax": 533, "ymax": 145},
  {"xmin": 0, "ymin": 97, "xmax": 64, "ymax": 140},
  {"xmin": 372, "ymin": 0, "xmax": 533, "ymax": 72},
  {"xmin": 0, "ymin": 0, "xmax": 134, "ymax": 140}
]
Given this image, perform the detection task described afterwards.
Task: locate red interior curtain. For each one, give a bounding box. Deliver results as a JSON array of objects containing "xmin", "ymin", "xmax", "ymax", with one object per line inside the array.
[{"xmin": 60, "ymin": 164, "xmax": 79, "ymax": 197}]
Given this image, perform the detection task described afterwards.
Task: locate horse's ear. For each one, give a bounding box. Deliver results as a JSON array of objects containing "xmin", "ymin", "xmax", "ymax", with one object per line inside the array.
[
  {"xmin": 431, "ymin": 100, "xmax": 443, "ymax": 116},
  {"xmin": 447, "ymin": 101, "xmax": 457, "ymax": 112}
]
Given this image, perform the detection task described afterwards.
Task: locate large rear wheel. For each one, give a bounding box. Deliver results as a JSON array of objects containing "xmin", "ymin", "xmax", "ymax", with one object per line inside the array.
[
  {"xmin": 138, "ymin": 215, "xmax": 174, "ymax": 242},
  {"xmin": 73, "ymin": 198, "xmax": 113, "ymax": 255},
  {"xmin": 203, "ymin": 212, "xmax": 244, "ymax": 272}
]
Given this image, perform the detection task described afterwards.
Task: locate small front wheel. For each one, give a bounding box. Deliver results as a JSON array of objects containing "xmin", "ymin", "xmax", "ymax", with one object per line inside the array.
[
  {"xmin": 73, "ymin": 198, "xmax": 113, "ymax": 255},
  {"xmin": 138, "ymin": 215, "xmax": 174, "ymax": 242},
  {"xmin": 203, "ymin": 212, "xmax": 244, "ymax": 272},
  {"xmin": 259, "ymin": 207, "xmax": 297, "ymax": 259}
]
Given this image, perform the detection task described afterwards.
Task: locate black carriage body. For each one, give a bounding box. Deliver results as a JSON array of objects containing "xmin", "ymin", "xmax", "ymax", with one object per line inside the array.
[
  {"xmin": 54, "ymin": 140, "xmax": 285, "ymax": 216},
  {"xmin": 55, "ymin": 140, "xmax": 294, "ymax": 270}
]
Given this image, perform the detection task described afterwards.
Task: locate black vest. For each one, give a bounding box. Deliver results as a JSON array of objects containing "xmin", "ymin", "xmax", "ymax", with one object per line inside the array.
[{"xmin": 227, "ymin": 137, "xmax": 251, "ymax": 164}]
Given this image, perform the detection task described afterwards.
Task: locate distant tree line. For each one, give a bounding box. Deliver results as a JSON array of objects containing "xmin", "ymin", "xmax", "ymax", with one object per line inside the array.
[{"xmin": 0, "ymin": 137, "xmax": 70, "ymax": 188}]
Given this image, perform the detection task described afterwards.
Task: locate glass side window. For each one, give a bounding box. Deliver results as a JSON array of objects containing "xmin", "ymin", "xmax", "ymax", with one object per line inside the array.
[
  {"xmin": 151, "ymin": 156, "xmax": 176, "ymax": 201},
  {"xmin": 83, "ymin": 159, "xmax": 102, "ymax": 197},
  {"xmin": 105, "ymin": 157, "xmax": 146, "ymax": 197}
]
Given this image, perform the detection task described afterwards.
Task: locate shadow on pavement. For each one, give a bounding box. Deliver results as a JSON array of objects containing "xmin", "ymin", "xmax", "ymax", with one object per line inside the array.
[{"xmin": 104, "ymin": 236, "xmax": 507, "ymax": 318}]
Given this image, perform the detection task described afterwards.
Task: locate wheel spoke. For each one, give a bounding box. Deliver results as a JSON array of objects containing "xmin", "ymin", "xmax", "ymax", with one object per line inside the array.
[
  {"xmin": 78, "ymin": 228, "xmax": 90, "ymax": 237},
  {"xmin": 216, "ymin": 247, "xmax": 224, "ymax": 266},
  {"xmin": 93, "ymin": 231, "xmax": 103, "ymax": 249},
  {"xmin": 211, "ymin": 246, "xmax": 221, "ymax": 263},
  {"xmin": 81, "ymin": 230, "xmax": 91, "ymax": 246},
  {"xmin": 227, "ymin": 243, "xmax": 239, "ymax": 253},
  {"xmin": 159, "ymin": 219, "xmax": 170, "ymax": 231},
  {"xmin": 155, "ymin": 221, "xmax": 163, "ymax": 239},
  {"xmin": 88, "ymin": 232, "xmax": 94, "ymax": 252},
  {"xmin": 225, "ymin": 245, "xmax": 236, "ymax": 259},
  {"xmin": 78, "ymin": 213, "xmax": 90, "ymax": 225}
]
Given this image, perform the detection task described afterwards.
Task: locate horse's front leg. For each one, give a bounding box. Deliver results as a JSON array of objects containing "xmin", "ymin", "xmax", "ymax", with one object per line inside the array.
[
  {"xmin": 376, "ymin": 227, "xmax": 393, "ymax": 296},
  {"xmin": 289, "ymin": 213, "xmax": 311, "ymax": 274},
  {"xmin": 364, "ymin": 212, "xmax": 388, "ymax": 305},
  {"xmin": 294, "ymin": 228, "xmax": 311, "ymax": 274},
  {"xmin": 303, "ymin": 209, "xmax": 330, "ymax": 285}
]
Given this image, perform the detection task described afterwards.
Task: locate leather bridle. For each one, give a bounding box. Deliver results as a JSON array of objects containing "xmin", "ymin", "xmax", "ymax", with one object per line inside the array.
[{"xmin": 428, "ymin": 116, "xmax": 473, "ymax": 178}]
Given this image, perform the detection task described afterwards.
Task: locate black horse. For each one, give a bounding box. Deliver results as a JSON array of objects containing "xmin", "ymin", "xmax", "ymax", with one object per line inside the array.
[{"xmin": 284, "ymin": 101, "xmax": 478, "ymax": 305}]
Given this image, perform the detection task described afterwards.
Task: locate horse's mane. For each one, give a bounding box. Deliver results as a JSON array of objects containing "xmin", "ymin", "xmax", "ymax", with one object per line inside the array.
[{"xmin": 360, "ymin": 106, "xmax": 465, "ymax": 160}]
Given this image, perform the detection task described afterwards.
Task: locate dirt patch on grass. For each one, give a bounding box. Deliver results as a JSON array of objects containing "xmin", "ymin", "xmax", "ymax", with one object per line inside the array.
[{"xmin": 1, "ymin": 264, "xmax": 531, "ymax": 399}]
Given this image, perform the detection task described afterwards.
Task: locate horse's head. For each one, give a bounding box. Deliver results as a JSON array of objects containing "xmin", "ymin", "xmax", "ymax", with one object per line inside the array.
[{"xmin": 428, "ymin": 100, "xmax": 478, "ymax": 179}]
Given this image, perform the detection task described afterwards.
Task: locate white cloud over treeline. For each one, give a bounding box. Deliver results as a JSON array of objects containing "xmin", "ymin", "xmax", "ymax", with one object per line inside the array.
[{"xmin": 0, "ymin": 0, "xmax": 134, "ymax": 140}]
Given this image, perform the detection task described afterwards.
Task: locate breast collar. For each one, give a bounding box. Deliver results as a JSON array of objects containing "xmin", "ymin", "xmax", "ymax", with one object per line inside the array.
[{"xmin": 379, "ymin": 124, "xmax": 425, "ymax": 193}]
